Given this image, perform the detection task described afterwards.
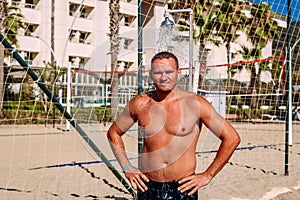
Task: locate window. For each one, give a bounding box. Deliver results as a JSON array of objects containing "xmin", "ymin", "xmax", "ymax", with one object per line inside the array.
[
  {"xmin": 124, "ymin": 17, "xmax": 130, "ymax": 26},
  {"xmin": 79, "ymin": 7, "xmax": 88, "ymax": 18},
  {"xmin": 12, "ymin": 0, "xmax": 39, "ymax": 9},
  {"xmin": 121, "ymin": 38, "xmax": 133, "ymax": 49},
  {"xmin": 12, "ymin": 0, "xmax": 21, "ymax": 6},
  {"xmin": 69, "ymin": 56, "xmax": 89, "ymax": 69},
  {"xmin": 23, "ymin": 51, "xmax": 37, "ymax": 65},
  {"xmin": 117, "ymin": 61, "xmax": 133, "ymax": 70},
  {"xmin": 120, "ymin": 14, "xmax": 136, "ymax": 27},
  {"xmin": 124, "ymin": 39, "xmax": 129, "ymax": 49},
  {"xmin": 24, "ymin": 23, "xmax": 38, "ymax": 36},
  {"xmin": 69, "ymin": 3, "xmax": 94, "ymax": 19},
  {"xmin": 24, "ymin": 0, "xmax": 37, "ymax": 9},
  {"xmin": 79, "ymin": 32, "xmax": 89, "ymax": 43},
  {"xmin": 69, "ymin": 4, "xmax": 77, "ymax": 16},
  {"xmin": 69, "ymin": 29, "xmax": 91, "ymax": 44}
]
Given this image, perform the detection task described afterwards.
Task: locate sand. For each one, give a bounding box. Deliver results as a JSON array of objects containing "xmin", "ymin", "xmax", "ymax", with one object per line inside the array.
[{"xmin": 0, "ymin": 122, "xmax": 299, "ymax": 200}]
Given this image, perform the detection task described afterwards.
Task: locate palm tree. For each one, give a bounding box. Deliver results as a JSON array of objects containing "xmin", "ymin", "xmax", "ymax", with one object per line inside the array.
[
  {"xmin": 238, "ymin": 45, "xmax": 264, "ymax": 109},
  {"xmin": 193, "ymin": 0, "xmax": 221, "ymax": 86},
  {"xmin": 238, "ymin": 46, "xmax": 282, "ymax": 111},
  {"xmin": 171, "ymin": 0, "xmax": 220, "ymax": 87},
  {"xmin": 4, "ymin": 5, "xmax": 24, "ymax": 46},
  {"xmin": 108, "ymin": 0, "xmax": 120, "ymax": 120},
  {"xmin": 214, "ymin": 0, "xmax": 247, "ymax": 79},
  {"xmin": 170, "ymin": 0, "xmax": 195, "ymax": 10},
  {"xmin": 246, "ymin": 3, "xmax": 278, "ymax": 48},
  {"xmin": 238, "ymin": 2, "xmax": 279, "ymax": 109},
  {"xmin": 192, "ymin": 0, "xmax": 221, "ymax": 47},
  {"xmin": 0, "ymin": 1, "xmax": 24, "ymax": 117}
]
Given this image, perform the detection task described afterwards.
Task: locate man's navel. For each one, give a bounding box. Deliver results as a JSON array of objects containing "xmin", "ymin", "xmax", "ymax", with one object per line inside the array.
[{"xmin": 162, "ymin": 161, "xmax": 169, "ymax": 167}]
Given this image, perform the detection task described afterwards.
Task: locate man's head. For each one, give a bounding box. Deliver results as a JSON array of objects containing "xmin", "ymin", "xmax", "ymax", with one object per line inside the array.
[
  {"xmin": 151, "ymin": 51, "xmax": 179, "ymax": 70},
  {"xmin": 150, "ymin": 52, "xmax": 180, "ymax": 92}
]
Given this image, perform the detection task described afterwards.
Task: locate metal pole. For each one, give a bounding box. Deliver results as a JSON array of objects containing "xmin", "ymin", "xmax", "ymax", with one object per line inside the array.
[
  {"xmin": 137, "ymin": 0, "xmax": 143, "ymax": 171},
  {"xmin": 285, "ymin": 0, "xmax": 292, "ymax": 176},
  {"xmin": 51, "ymin": 0, "xmax": 56, "ymax": 128},
  {"xmin": 0, "ymin": 33, "xmax": 137, "ymax": 198},
  {"xmin": 66, "ymin": 62, "xmax": 71, "ymax": 131},
  {"xmin": 166, "ymin": 9, "xmax": 193, "ymax": 92},
  {"xmin": 137, "ymin": 1, "xmax": 143, "ymax": 199},
  {"xmin": 104, "ymin": 65, "xmax": 107, "ymax": 126},
  {"xmin": 189, "ymin": 10, "xmax": 193, "ymax": 92},
  {"xmin": 288, "ymin": 45, "xmax": 293, "ymax": 146}
]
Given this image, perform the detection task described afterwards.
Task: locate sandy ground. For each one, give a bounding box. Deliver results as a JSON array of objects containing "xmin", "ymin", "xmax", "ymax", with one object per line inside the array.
[{"xmin": 0, "ymin": 122, "xmax": 299, "ymax": 200}]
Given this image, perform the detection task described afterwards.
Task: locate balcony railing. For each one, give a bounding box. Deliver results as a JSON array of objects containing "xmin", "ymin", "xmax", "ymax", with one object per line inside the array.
[{"xmin": 12, "ymin": 1, "xmax": 38, "ymax": 9}]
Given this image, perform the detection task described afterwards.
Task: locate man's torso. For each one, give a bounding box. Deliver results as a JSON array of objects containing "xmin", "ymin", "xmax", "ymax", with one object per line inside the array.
[{"xmin": 133, "ymin": 90, "xmax": 202, "ymax": 181}]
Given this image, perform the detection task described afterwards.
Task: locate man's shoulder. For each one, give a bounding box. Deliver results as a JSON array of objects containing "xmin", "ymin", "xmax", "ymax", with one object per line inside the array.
[
  {"xmin": 126, "ymin": 93, "xmax": 153, "ymax": 115},
  {"xmin": 178, "ymin": 90, "xmax": 211, "ymax": 108},
  {"xmin": 129, "ymin": 92, "xmax": 152, "ymax": 105},
  {"xmin": 177, "ymin": 89, "xmax": 204, "ymax": 101}
]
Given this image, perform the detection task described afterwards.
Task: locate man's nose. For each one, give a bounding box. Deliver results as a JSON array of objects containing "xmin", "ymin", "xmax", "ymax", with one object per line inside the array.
[{"xmin": 161, "ymin": 72, "xmax": 167, "ymax": 79}]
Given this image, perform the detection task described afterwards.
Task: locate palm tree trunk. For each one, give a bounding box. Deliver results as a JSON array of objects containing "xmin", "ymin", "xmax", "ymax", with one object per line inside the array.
[
  {"xmin": 0, "ymin": 43, "xmax": 4, "ymax": 117},
  {"xmin": 198, "ymin": 45, "xmax": 209, "ymax": 89},
  {"xmin": 109, "ymin": 0, "xmax": 120, "ymax": 120},
  {"xmin": 249, "ymin": 66, "xmax": 258, "ymax": 110},
  {"xmin": 110, "ymin": 52, "xmax": 119, "ymax": 119},
  {"xmin": 0, "ymin": 0, "xmax": 7, "ymax": 117},
  {"xmin": 51, "ymin": 0, "xmax": 56, "ymax": 127},
  {"xmin": 226, "ymin": 42, "xmax": 231, "ymax": 81}
]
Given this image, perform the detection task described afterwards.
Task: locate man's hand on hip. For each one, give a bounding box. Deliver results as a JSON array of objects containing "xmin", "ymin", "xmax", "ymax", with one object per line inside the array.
[{"xmin": 124, "ymin": 166, "xmax": 149, "ymax": 192}]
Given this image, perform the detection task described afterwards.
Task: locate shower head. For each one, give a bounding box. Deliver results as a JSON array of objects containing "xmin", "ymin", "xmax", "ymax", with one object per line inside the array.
[{"xmin": 161, "ymin": 17, "xmax": 174, "ymax": 27}]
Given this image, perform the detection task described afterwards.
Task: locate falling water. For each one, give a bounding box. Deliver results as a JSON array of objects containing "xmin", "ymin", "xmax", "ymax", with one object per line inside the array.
[
  {"xmin": 157, "ymin": 23, "xmax": 180, "ymax": 52},
  {"xmin": 156, "ymin": 21, "xmax": 189, "ymax": 66},
  {"xmin": 156, "ymin": 23, "xmax": 190, "ymax": 90}
]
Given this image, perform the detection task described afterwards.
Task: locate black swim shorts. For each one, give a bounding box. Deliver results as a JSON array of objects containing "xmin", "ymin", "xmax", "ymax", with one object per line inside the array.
[{"xmin": 138, "ymin": 179, "xmax": 198, "ymax": 200}]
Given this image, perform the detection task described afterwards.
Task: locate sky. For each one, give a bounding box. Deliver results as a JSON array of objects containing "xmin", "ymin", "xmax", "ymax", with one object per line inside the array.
[{"xmin": 250, "ymin": 0, "xmax": 300, "ymax": 21}]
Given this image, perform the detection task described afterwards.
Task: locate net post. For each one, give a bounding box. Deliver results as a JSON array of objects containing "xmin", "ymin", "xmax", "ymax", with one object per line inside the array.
[
  {"xmin": 284, "ymin": 0, "xmax": 292, "ymax": 177},
  {"xmin": 137, "ymin": 1, "xmax": 143, "ymax": 199},
  {"xmin": 0, "ymin": 33, "xmax": 137, "ymax": 198}
]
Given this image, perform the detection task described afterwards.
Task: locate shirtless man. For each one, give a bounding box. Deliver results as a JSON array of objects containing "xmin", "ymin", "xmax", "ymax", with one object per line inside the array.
[{"xmin": 107, "ymin": 51, "xmax": 240, "ymax": 199}]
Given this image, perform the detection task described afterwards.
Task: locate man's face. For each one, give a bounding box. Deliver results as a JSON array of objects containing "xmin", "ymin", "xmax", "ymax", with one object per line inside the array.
[{"xmin": 150, "ymin": 58, "xmax": 179, "ymax": 92}]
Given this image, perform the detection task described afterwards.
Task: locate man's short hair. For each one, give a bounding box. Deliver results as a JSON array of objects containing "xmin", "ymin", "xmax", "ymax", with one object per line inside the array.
[{"xmin": 151, "ymin": 51, "xmax": 179, "ymax": 70}]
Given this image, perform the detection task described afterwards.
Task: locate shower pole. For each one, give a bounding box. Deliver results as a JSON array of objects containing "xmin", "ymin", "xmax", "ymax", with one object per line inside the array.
[
  {"xmin": 164, "ymin": 9, "xmax": 193, "ymax": 92},
  {"xmin": 137, "ymin": 0, "xmax": 143, "ymax": 171}
]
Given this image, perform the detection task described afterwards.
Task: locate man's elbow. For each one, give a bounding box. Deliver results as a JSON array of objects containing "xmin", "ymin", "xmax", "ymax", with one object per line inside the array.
[
  {"xmin": 107, "ymin": 125, "xmax": 116, "ymax": 142},
  {"xmin": 107, "ymin": 123, "xmax": 123, "ymax": 142},
  {"xmin": 222, "ymin": 132, "xmax": 240, "ymax": 148},
  {"xmin": 232, "ymin": 133, "xmax": 241, "ymax": 148},
  {"xmin": 107, "ymin": 129, "xmax": 112, "ymax": 141}
]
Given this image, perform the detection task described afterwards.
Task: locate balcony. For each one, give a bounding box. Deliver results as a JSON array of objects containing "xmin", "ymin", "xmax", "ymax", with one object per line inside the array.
[
  {"xmin": 69, "ymin": 2, "xmax": 94, "ymax": 19},
  {"xmin": 69, "ymin": 30, "xmax": 92, "ymax": 45},
  {"xmin": 12, "ymin": 0, "xmax": 40, "ymax": 10},
  {"xmin": 120, "ymin": 14, "xmax": 136, "ymax": 28}
]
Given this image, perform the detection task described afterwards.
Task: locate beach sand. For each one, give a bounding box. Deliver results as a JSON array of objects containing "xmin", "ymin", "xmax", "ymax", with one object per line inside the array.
[{"xmin": 0, "ymin": 122, "xmax": 299, "ymax": 199}]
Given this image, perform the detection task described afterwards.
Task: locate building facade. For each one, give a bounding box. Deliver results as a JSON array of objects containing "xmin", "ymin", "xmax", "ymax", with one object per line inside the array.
[{"xmin": 6, "ymin": 0, "xmax": 286, "ymax": 108}]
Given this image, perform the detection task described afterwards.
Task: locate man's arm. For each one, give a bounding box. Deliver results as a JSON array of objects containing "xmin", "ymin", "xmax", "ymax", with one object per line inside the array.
[
  {"xmin": 107, "ymin": 100, "xmax": 149, "ymax": 191},
  {"xmin": 178, "ymin": 96, "xmax": 240, "ymax": 195},
  {"xmin": 107, "ymin": 122, "xmax": 132, "ymax": 169}
]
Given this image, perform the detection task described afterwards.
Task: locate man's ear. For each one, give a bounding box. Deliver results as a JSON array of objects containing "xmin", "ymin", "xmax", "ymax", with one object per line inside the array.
[
  {"xmin": 149, "ymin": 70, "xmax": 154, "ymax": 81},
  {"xmin": 177, "ymin": 69, "xmax": 182, "ymax": 81}
]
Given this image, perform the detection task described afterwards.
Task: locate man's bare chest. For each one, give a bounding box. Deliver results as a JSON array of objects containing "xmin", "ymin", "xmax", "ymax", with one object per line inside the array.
[{"xmin": 137, "ymin": 102, "xmax": 199, "ymax": 137}]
